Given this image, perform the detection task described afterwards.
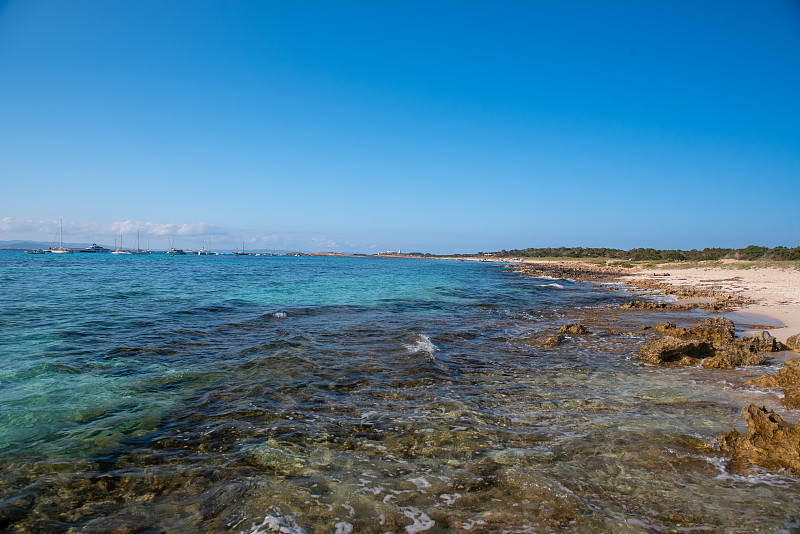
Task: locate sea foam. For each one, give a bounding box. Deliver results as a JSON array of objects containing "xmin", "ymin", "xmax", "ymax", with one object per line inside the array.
[
  {"xmin": 404, "ymin": 334, "xmax": 439, "ymax": 358},
  {"xmin": 243, "ymin": 510, "xmax": 307, "ymax": 534}
]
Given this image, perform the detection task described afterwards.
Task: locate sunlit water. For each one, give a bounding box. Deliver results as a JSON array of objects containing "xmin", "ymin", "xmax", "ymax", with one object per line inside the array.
[{"xmin": 0, "ymin": 251, "xmax": 798, "ymax": 533}]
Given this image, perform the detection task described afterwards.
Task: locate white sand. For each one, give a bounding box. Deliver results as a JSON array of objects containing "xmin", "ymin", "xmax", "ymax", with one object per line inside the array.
[{"xmin": 631, "ymin": 265, "xmax": 800, "ymax": 343}]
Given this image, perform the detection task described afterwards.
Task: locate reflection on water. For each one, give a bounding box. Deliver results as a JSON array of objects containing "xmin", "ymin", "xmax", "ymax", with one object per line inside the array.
[{"xmin": 0, "ymin": 252, "xmax": 798, "ymax": 532}]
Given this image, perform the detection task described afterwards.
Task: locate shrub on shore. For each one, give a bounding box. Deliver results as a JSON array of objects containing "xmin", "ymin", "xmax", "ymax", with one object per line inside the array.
[{"xmin": 483, "ymin": 245, "xmax": 800, "ymax": 263}]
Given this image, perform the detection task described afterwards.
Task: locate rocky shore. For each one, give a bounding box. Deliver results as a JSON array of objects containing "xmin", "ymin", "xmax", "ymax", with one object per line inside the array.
[{"xmin": 512, "ymin": 260, "xmax": 800, "ymax": 476}]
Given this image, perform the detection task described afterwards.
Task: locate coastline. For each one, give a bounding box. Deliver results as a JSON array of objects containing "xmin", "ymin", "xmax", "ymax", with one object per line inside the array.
[
  {"xmin": 491, "ymin": 257, "xmax": 800, "ymax": 344},
  {"xmin": 627, "ymin": 265, "xmax": 800, "ymax": 344}
]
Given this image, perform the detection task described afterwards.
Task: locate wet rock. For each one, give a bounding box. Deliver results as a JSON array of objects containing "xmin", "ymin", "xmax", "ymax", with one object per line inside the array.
[
  {"xmin": 643, "ymin": 319, "xmax": 776, "ymax": 369},
  {"xmin": 750, "ymin": 359, "xmax": 800, "ymax": 388},
  {"xmin": 0, "ymin": 493, "xmax": 33, "ymax": 529},
  {"xmin": 650, "ymin": 318, "xmax": 736, "ymax": 346},
  {"xmin": 784, "ymin": 333, "xmax": 800, "ymax": 352},
  {"xmin": 558, "ymin": 323, "xmax": 588, "ymax": 335},
  {"xmin": 747, "ymin": 359, "xmax": 800, "ymax": 409},
  {"xmin": 718, "ymin": 404, "xmax": 800, "ymax": 473},
  {"xmin": 783, "ymin": 388, "xmax": 800, "ymax": 410},
  {"xmin": 621, "ymin": 301, "xmax": 698, "ymax": 311},
  {"xmin": 653, "ymin": 322, "xmax": 690, "ymax": 337},
  {"xmin": 542, "ymin": 335, "xmax": 564, "ymax": 347},
  {"xmin": 638, "ymin": 336, "xmax": 714, "ymax": 365},
  {"xmin": 511, "ymin": 263, "xmax": 625, "ymax": 282},
  {"xmin": 701, "ymin": 332, "xmax": 782, "ymax": 369}
]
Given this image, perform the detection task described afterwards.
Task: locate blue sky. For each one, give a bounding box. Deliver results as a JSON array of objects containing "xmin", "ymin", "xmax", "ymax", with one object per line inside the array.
[{"xmin": 1, "ymin": 1, "xmax": 798, "ymax": 253}]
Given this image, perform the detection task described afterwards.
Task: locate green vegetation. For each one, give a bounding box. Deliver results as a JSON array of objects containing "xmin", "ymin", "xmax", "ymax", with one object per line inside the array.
[{"xmin": 480, "ymin": 246, "xmax": 800, "ymax": 263}]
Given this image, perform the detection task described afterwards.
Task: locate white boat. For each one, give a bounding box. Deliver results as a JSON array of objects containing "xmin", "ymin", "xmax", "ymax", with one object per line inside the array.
[
  {"xmin": 79, "ymin": 243, "xmax": 110, "ymax": 253},
  {"xmin": 111, "ymin": 225, "xmax": 133, "ymax": 254},
  {"xmin": 50, "ymin": 219, "xmax": 73, "ymax": 253}
]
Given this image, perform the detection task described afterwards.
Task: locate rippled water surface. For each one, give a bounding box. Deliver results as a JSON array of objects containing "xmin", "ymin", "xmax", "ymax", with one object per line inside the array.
[{"xmin": 0, "ymin": 251, "xmax": 798, "ymax": 532}]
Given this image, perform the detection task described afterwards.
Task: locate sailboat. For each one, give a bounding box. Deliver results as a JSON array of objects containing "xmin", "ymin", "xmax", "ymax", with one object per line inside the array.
[
  {"xmin": 233, "ymin": 241, "xmax": 248, "ymax": 256},
  {"xmin": 197, "ymin": 236, "xmax": 214, "ymax": 255},
  {"xmin": 50, "ymin": 219, "xmax": 73, "ymax": 253},
  {"xmin": 111, "ymin": 225, "xmax": 133, "ymax": 255},
  {"xmin": 166, "ymin": 235, "xmax": 186, "ymax": 255}
]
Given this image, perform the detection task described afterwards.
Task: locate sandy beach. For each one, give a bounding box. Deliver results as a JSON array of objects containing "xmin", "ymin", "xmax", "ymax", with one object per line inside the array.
[
  {"xmin": 493, "ymin": 257, "xmax": 800, "ymax": 344},
  {"xmin": 628, "ymin": 264, "xmax": 800, "ymax": 343}
]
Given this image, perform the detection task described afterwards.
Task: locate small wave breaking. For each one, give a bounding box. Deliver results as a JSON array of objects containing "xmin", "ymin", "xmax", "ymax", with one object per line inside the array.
[{"xmin": 404, "ymin": 334, "xmax": 439, "ymax": 359}]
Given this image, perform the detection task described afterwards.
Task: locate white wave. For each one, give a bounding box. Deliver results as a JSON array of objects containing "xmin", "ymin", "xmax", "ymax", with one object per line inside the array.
[
  {"xmin": 401, "ymin": 507, "xmax": 435, "ymax": 533},
  {"xmin": 702, "ymin": 454, "xmax": 798, "ymax": 488},
  {"xmin": 243, "ymin": 510, "xmax": 307, "ymax": 534},
  {"xmin": 440, "ymin": 493, "xmax": 462, "ymax": 505},
  {"xmin": 408, "ymin": 476, "xmax": 432, "ymax": 491},
  {"xmin": 404, "ymin": 334, "xmax": 439, "ymax": 358},
  {"xmin": 544, "ymin": 283, "xmax": 564, "ymax": 289},
  {"xmin": 270, "ymin": 311, "xmax": 287, "ymax": 319}
]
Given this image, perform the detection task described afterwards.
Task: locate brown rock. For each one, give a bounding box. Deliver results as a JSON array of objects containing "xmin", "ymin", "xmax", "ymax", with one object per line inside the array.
[
  {"xmin": 747, "ymin": 359, "xmax": 800, "ymax": 409},
  {"xmin": 621, "ymin": 301, "xmax": 698, "ymax": 311},
  {"xmin": 783, "ymin": 388, "xmax": 800, "ymax": 410},
  {"xmin": 542, "ymin": 335, "xmax": 564, "ymax": 347},
  {"xmin": 748, "ymin": 359, "xmax": 800, "ymax": 388},
  {"xmin": 638, "ymin": 336, "xmax": 714, "ymax": 365},
  {"xmin": 653, "ymin": 322, "xmax": 691, "ymax": 337},
  {"xmin": 785, "ymin": 333, "xmax": 800, "ymax": 352},
  {"xmin": 649, "ymin": 318, "xmax": 734, "ymax": 347},
  {"xmin": 718, "ymin": 404, "xmax": 800, "ymax": 472},
  {"xmin": 702, "ymin": 346, "xmax": 766, "ymax": 369},
  {"xmin": 742, "ymin": 330, "xmax": 781, "ymax": 352},
  {"xmin": 558, "ymin": 323, "xmax": 588, "ymax": 335},
  {"xmin": 689, "ymin": 317, "xmax": 735, "ymax": 346}
]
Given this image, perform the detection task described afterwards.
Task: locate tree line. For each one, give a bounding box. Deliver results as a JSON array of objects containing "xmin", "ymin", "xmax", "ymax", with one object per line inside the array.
[{"xmin": 480, "ymin": 245, "xmax": 800, "ymax": 262}]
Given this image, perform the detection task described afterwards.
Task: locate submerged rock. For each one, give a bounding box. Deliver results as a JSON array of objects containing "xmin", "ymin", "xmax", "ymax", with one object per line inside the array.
[
  {"xmin": 639, "ymin": 336, "xmax": 714, "ymax": 365},
  {"xmin": 718, "ymin": 404, "xmax": 800, "ymax": 473},
  {"xmin": 558, "ymin": 323, "xmax": 589, "ymax": 335},
  {"xmin": 542, "ymin": 335, "xmax": 564, "ymax": 347}
]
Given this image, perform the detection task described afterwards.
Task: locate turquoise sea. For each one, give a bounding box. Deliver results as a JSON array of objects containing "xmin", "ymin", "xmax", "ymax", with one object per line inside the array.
[{"xmin": 0, "ymin": 250, "xmax": 798, "ymax": 532}]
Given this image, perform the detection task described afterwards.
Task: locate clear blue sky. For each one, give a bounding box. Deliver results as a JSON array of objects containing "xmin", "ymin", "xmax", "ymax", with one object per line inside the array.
[{"xmin": 1, "ymin": 1, "xmax": 798, "ymax": 253}]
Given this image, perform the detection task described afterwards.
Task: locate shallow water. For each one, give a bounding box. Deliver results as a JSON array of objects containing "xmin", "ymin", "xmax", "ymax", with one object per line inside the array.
[{"xmin": 0, "ymin": 251, "xmax": 797, "ymax": 532}]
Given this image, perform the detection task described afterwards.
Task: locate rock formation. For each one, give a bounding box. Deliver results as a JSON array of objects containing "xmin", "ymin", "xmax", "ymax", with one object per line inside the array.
[
  {"xmin": 542, "ymin": 335, "xmax": 564, "ymax": 347},
  {"xmin": 785, "ymin": 333, "xmax": 800, "ymax": 353},
  {"xmin": 747, "ymin": 358, "xmax": 800, "ymax": 409},
  {"xmin": 558, "ymin": 323, "xmax": 589, "ymax": 335},
  {"xmin": 638, "ymin": 318, "xmax": 782, "ymax": 369},
  {"xmin": 639, "ymin": 336, "xmax": 714, "ymax": 365},
  {"xmin": 718, "ymin": 404, "xmax": 800, "ymax": 473}
]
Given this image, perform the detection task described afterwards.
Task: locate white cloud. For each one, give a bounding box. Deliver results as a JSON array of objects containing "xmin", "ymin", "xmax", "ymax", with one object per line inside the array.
[{"xmin": 0, "ymin": 216, "xmax": 368, "ymax": 252}]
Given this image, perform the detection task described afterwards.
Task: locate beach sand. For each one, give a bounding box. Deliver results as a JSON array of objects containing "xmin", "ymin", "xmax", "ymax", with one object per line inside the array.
[
  {"xmin": 628, "ymin": 264, "xmax": 800, "ymax": 343},
  {"xmin": 489, "ymin": 257, "xmax": 800, "ymax": 344}
]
